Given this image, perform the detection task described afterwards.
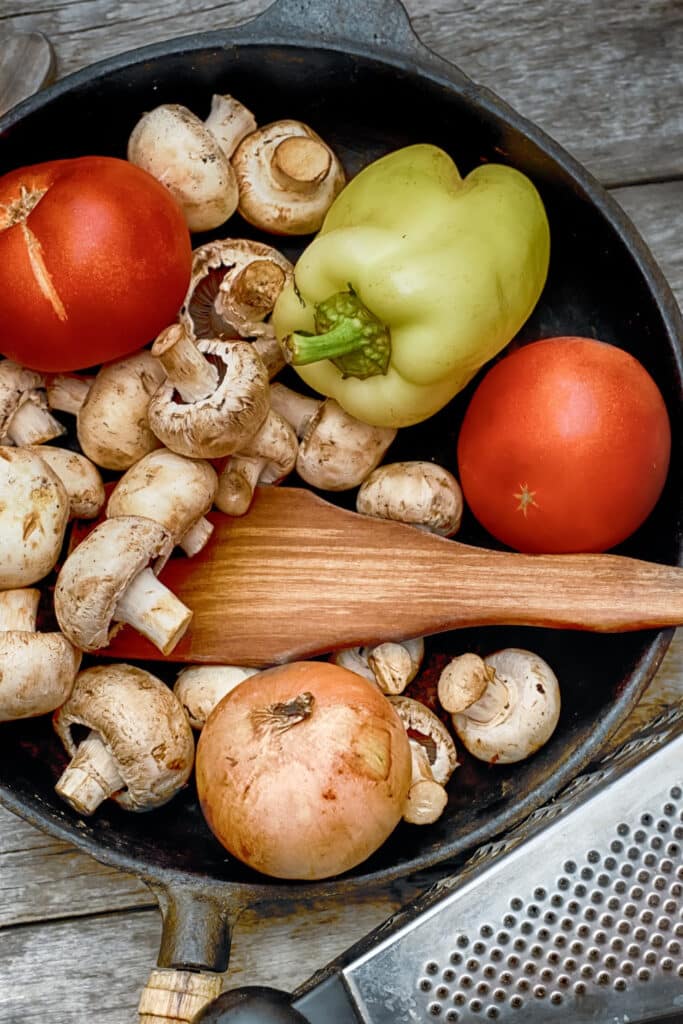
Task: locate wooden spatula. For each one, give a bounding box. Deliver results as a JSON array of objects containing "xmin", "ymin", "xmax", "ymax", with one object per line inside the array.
[{"xmin": 87, "ymin": 486, "xmax": 683, "ymax": 666}]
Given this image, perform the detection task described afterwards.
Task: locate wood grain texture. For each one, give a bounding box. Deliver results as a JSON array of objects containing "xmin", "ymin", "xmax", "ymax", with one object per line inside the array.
[
  {"xmin": 2, "ymin": 0, "xmax": 681, "ymax": 185},
  {"xmin": 92, "ymin": 487, "xmax": 683, "ymax": 665},
  {"xmin": 0, "ymin": 2, "xmax": 681, "ymax": 1021}
]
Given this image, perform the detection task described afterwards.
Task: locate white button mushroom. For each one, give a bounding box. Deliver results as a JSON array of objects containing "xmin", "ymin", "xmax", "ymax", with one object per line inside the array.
[
  {"xmin": 442, "ymin": 648, "xmax": 562, "ymax": 764},
  {"xmin": 0, "ymin": 359, "xmax": 65, "ymax": 445},
  {"xmin": 147, "ymin": 324, "xmax": 270, "ymax": 459},
  {"xmin": 75, "ymin": 351, "xmax": 167, "ymax": 471},
  {"xmin": 173, "ymin": 664, "xmax": 260, "ymax": 730},
  {"xmin": 332, "ymin": 637, "xmax": 425, "ymax": 695},
  {"xmin": 0, "ymin": 588, "xmax": 81, "ymax": 722},
  {"xmin": 389, "ymin": 695, "xmax": 459, "ymax": 786},
  {"xmin": 356, "ymin": 461, "xmax": 464, "ymax": 536},
  {"xmin": 53, "ymin": 663, "xmax": 195, "ymax": 814},
  {"xmin": 269, "ymin": 382, "xmax": 397, "ymax": 491},
  {"xmin": 214, "ymin": 409, "xmax": 298, "ymax": 516},
  {"xmin": 403, "ymin": 743, "xmax": 449, "ymax": 826},
  {"xmin": 388, "ymin": 695, "xmax": 459, "ymax": 826},
  {"xmin": 106, "ymin": 448, "xmax": 218, "ymax": 562},
  {"xmin": 23, "ymin": 445, "xmax": 105, "ymax": 520},
  {"xmin": 0, "ymin": 447, "xmax": 70, "ymax": 589},
  {"xmin": 54, "ymin": 516, "xmax": 192, "ymax": 655},
  {"xmin": 127, "ymin": 95, "xmax": 256, "ymax": 232},
  {"xmin": 45, "ymin": 373, "xmax": 93, "ymax": 416},
  {"xmin": 232, "ymin": 120, "xmax": 346, "ymax": 234},
  {"xmin": 179, "ymin": 238, "xmax": 293, "ymax": 347}
]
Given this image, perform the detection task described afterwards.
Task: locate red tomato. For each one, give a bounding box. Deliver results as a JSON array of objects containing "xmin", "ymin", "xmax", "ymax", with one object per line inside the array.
[
  {"xmin": 0, "ymin": 156, "xmax": 192, "ymax": 372},
  {"xmin": 456, "ymin": 337, "xmax": 671, "ymax": 553}
]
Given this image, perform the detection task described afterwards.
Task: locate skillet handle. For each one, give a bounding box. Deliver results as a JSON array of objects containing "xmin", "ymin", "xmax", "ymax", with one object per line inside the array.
[
  {"xmin": 231, "ymin": 0, "xmax": 474, "ymax": 88},
  {"xmin": 137, "ymin": 881, "xmax": 245, "ymax": 1023}
]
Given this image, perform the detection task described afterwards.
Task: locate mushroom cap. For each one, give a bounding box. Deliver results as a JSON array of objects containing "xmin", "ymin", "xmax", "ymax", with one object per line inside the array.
[
  {"xmin": 54, "ymin": 515, "xmax": 174, "ymax": 652},
  {"xmin": 296, "ymin": 400, "xmax": 397, "ymax": 491},
  {"xmin": 179, "ymin": 238, "xmax": 293, "ymax": 342},
  {"xmin": 174, "ymin": 664, "xmax": 259, "ymax": 730},
  {"xmin": 127, "ymin": 104, "xmax": 239, "ymax": 232},
  {"xmin": 330, "ymin": 647, "xmax": 377, "ymax": 684},
  {"xmin": 356, "ymin": 461, "xmax": 464, "ymax": 536},
  {"xmin": 54, "ymin": 663, "xmax": 195, "ymax": 811},
  {"xmin": 0, "ymin": 632, "xmax": 81, "ymax": 722},
  {"xmin": 25, "ymin": 445, "xmax": 105, "ymax": 520},
  {"xmin": 389, "ymin": 695, "xmax": 459, "ymax": 786},
  {"xmin": 451, "ymin": 648, "xmax": 561, "ymax": 765},
  {"xmin": 148, "ymin": 339, "xmax": 270, "ymax": 459},
  {"xmin": 77, "ymin": 351, "xmax": 166, "ymax": 471},
  {"xmin": 107, "ymin": 449, "xmax": 217, "ymax": 544},
  {"xmin": 232, "ymin": 120, "xmax": 346, "ymax": 234},
  {"xmin": 0, "ymin": 447, "xmax": 70, "ymax": 588},
  {"xmin": 368, "ymin": 637, "xmax": 424, "ymax": 695}
]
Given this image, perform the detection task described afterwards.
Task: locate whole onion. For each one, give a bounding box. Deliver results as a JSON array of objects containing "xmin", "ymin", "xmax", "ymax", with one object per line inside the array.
[{"xmin": 195, "ymin": 661, "xmax": 412, "ymax": 880}]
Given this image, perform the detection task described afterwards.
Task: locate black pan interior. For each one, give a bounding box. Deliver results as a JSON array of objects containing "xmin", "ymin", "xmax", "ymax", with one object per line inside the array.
[{"xmin": 0, "ymin": 41, "xmax": 681, "ymax": 895}]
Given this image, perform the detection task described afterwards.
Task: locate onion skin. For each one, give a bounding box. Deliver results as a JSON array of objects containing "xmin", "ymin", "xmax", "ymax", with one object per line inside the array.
[{"xmin": 196, "ymin": 661, "xmax": 412, "ymax": 880}]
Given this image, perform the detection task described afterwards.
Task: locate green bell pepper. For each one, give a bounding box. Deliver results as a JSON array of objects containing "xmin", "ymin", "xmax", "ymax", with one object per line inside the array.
[{"xmin": 272, "ymin": 144, "xmax": 550, "ymax": 428}]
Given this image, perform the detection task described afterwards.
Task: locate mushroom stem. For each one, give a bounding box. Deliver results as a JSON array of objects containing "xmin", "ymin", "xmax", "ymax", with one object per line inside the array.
[
  {"xmin": 178, "ymin": 515, "xmax": 214, "ymax": 558},
  {"xmin": 7, "ymin": 397, "xmax": 65, "ymax": 445},
  {"xmin": 113, "ymin": 567, "xmax": 193, "ymax": 655},
  {"xmin": 45, "ymin": 374, "xmax": 93, "ymax": 415},
  {"xmin": 269, "ymin": 382, "xmax": 320, "ymax": 436},
  {"xmin": 0, "ymin": 588, "xmax": 39, "ymax": 631},
  {"xmin": 403, "ymin": 743, "xmax": 449, "ymax": 825},
  {"xmin": 215, "ymin": 457, "xmax": 264, "ymax": 516},
  {"xmin": 462, "ymin": 673, "xmax": 512, "ymax": 725},
  {"xmin": 203, "ymin": 94, "xmax": 257, "ymax": 159},
  {"xmin": 152, "ymin": 325, "xmax": 219, "ymax": 404},
  {"xmin": 233, "ymin": 259, "xmax": 287, "ymax": 318},
  {"xmin": 271, "ymin": 136, "xmax": 333, "ymax": 194},
  {"xmin": 55, "ymin": 731, "xmax": 125, "ymax": 815},
  {"xmin": 252, "ymin": 335, "xmax": 286, "ymax": 379}
]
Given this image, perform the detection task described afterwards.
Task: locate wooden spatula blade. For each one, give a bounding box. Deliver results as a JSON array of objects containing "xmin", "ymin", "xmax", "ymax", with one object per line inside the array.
[{"xmin": 92, "ymin": 487, "xmax": 683, "ymax": 667}]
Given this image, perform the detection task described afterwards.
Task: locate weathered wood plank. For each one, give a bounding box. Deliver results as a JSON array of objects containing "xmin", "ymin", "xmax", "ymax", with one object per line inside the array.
[
  {"xmin": 1, "ymin": 0, "xmax": 681, "ymax": 185},
  {"xmin": 0, "ymin": 895, "xmax": 417, "ymax": 1022}
]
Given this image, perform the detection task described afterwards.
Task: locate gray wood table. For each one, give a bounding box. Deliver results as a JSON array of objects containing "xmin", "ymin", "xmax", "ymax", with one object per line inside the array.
[{"xmin": 1, "ymin": 1, "xmax": 682, "ymax": 1021}]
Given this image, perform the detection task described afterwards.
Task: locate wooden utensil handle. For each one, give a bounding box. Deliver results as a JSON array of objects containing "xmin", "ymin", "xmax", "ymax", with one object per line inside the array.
[{"xmin": 93, "ymin": 489, "xmax": 683, "ymax": 666}]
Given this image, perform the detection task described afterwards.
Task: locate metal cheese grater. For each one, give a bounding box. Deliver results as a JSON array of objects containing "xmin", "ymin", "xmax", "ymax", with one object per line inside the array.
[{"xmin": 290, "ymin": 706, "xmax": 683, "ymax": 1023}]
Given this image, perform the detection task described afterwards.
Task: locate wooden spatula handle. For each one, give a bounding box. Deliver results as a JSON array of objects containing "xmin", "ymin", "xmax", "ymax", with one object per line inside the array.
[{"xmin": 95, "ymin": 488, "xmax": 683, "ymax": 666}]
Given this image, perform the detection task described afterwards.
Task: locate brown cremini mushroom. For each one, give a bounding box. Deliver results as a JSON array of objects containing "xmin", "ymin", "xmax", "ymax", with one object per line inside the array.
[
  {"xmin": 0, "ymin": 447, "xmax": 70, "ymax": 589},
  {"xmin": 53, "ymin": 663, "xmax": 195, "ymax": 814},
  {"xmin": 24, "ymin": 445, "xmax": 105, "ymax": 520},
  {"xmin": 332, "ymin": 637, "xmax": 425, "ymax": 695},
  {"xmin": 444, "ymin": 648, "xmax": 561, "ymax": 765},
  {"xmin": 75, "ymin": 351, "xmax": 166, "ymax": 471},
  {"xmin": 232, "ymin": 120, "xmax": 346, "ymax": 234},
  {"xmin": 173, "ymin": 664, "xmax": 260, "ymax": 730},
  {"xmin": 356, "ymin": 461, "xmax": 464, "ymax": 536},
  {"xmin": 270, "ymin": 382, "xmax": 396, "ymax": 491},
  {"xmin": 0, "ymin": 359, "xmax": 65, "ymax": 445},
  {"xmin": 107, "ymin": 448, "xmax": 218, "ymax": 562},
  {"xmin": 148, "ymin": 325, "xmax": 270, "ymax": 459},
  {"xmin": 54, "ymin": 516, "xmax": 192, "ymax": 655},
  {"xmin": 0, "ymin": 588, "xmax": 81, "ymax": 721},
  {"xmin": 127, "ymin": 95, "xmax": 256, "ymax": 232},
  {"xmin": 214, "ymin": 409, "xmax": 298, "ymax": 516},
  {"xmin": 179, "ymin": 238, "xmax": 294, "ymax": 347}
]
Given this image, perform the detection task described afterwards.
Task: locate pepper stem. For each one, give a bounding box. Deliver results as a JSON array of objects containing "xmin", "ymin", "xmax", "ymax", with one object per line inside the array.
[{"xmin": 282, "ymin": 288, "xmax": 391, "ymax": 380}]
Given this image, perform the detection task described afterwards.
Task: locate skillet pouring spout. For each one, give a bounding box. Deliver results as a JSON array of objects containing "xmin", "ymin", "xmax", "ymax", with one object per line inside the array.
[{"xmin": 91, "ymin": 487, "xmax": 683, "ymax": 667}]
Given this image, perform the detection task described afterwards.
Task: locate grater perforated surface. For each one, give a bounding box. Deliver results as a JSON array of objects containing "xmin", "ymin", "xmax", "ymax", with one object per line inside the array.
[{"xmin": 340, "ymin": 709, "xmax": 683, "ymax": 1022}]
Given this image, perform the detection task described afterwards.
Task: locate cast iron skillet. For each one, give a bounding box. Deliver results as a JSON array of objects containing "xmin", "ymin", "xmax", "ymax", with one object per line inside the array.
[{"xmin": 0, "ymin": 0, "xmax": 681, "ymax": 1005}]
